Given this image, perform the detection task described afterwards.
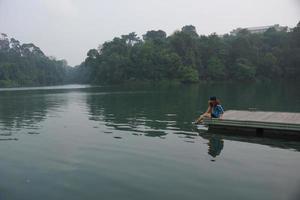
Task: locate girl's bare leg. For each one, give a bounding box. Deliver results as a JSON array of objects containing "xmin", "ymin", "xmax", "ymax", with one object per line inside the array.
[
  {"xmin": 195, "ymin": 103, "xmax": 212, "ymax": 124},
  {"xmin": 195, "ymin": 113, "xmax": 211, "ymax": 124}
]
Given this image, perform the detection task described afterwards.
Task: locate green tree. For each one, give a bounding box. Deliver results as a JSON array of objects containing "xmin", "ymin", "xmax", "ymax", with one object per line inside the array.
[
  {"xmin": 180, "ymin": 66, "xmax": 199, "ymax": 83},
  {"xmin": 232, "ymin": 58, "xmax": 256, "ymax": 81},
  {"xmin": 207, "ymin": 57, "xmax": 225, "ymax": 80},
  {"xmin": 0, "ymin": 33, "xmax": 70, "ymax": 87},
  {"xmin": 181, "ymin": 25, "xmax": 199, "ymax": 38},
  {"xmin": 257, "ymin": 53, "xmax": 281, "ymax": 79},
  {"xmin": 143, "ymin": 30, "xmax": 167, "ymax": 42},
  {"xmin": 77, "ymin": 22, "xmax": 300, "ymax": 84}
]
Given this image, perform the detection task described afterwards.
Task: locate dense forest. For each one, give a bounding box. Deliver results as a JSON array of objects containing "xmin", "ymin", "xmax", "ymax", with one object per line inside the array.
[
  {"xmin": 1, "ymin": 22, "xmax": 299, "ymax": 87},
  {"xmin": 0, "ymin": 33, "xmax": 71, "ymax": 87},
  {"xmin": 73, "ymin": 22, "xmax": 300, "ymax": 84}
]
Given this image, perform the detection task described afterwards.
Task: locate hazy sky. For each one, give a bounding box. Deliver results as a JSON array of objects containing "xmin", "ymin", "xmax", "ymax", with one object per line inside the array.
[{"xmin": 0, "ymin": 0, "xmax": 299, "ymax": 66}]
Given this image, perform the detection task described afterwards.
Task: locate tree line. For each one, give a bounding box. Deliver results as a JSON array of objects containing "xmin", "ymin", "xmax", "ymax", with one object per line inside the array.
[
  {"xmin": 1, "ymin": 22, "xmax": 299, "ymax": 87},
  {"xmin": 73, "ymin": 22, "xmax": 300, "ymax": 84},
  {"xmin": 0, "ymin": 33, "xmax": 70, "ymax": 87}
]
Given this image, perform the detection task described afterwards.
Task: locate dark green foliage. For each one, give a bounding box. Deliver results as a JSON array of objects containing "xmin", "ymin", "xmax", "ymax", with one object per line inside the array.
[
  {"xmin": 2, "ymin": 22, "xmax": 300, "ymax": 87},
  {"xmin": 181, "ymin": 25, "xmax": 199, "ymax": 38},
  {"xmin": 143, "ymin": 30, "xmax": 167, "ymax": 43},
  {"xmin": 0, "ymin": 33, "xmax": 70, "ymax": 87},
  {"xmin": 207, "ymin": 57, "xmax": 225, "ymax": 80},
  {"xmin": 80, "ymin": 22, "xmax": 300, "ymax": 84},
  {"xmin": 232, "ymin": 58, "xmax": 256, "ymax": 81}
]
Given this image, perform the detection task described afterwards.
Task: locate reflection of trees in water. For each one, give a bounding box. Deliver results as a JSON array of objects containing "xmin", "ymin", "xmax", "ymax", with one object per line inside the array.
[
  {"xmin": 0, "ymin": 90, "xmax": 67, "ymax": 132},
  {"xmin": 206, "ymin": 81, "xmax": 300, "ymax": 112},
  {"xmin": 86, "ymin": 86, "xmax": 200, "ymax": 136},
  {"xmin": 86, "ymin": 82, "xmax": 300, "ymax": 138}
]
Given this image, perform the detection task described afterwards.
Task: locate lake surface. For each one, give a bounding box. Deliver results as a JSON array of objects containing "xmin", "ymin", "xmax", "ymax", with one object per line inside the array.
[{"xmin": 0, "ymin": 83, "xmax": 300, "ymax": 200}]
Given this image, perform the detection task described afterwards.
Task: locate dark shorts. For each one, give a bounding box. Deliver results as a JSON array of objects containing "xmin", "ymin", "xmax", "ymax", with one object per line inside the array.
[{"xmin": 211, "ymin": 113, "xmax": 218, "ymax": 118}]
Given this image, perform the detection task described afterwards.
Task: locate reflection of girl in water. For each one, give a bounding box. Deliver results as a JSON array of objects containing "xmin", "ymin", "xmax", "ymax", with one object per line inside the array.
[{"xmin": 208, "ymin": 136, "xmax": 224, "ymax": 161}]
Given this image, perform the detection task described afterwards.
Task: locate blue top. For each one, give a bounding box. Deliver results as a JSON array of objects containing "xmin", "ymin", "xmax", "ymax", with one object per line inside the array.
[{"xmin": 212, "ymin": 105, "xmax": 224, "ymax": 118}]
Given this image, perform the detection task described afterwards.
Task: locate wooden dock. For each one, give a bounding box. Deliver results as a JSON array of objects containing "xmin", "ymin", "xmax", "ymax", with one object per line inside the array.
[{"xmin": 203, "ymin": 110, "xmax": 300, "ymax": 140}]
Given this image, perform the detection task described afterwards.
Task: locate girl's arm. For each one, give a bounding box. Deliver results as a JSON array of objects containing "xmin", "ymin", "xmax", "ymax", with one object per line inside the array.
[{"xmin": 205, "ymin": 100, "xmax": 212, "ymax": 113}]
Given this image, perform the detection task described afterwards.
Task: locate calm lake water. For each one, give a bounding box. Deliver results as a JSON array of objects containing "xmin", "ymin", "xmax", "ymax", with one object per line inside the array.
[{"xmin": 0, "ymin": 83, "xmax": 300, "ymax": 200}]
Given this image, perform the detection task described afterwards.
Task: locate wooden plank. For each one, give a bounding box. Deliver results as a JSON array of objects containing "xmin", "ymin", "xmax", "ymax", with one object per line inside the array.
[
  {"xmin": 222, "ymin": 110, "xmax": 300, "ymax": 125},
  {"xmin": 205, "ymin": 119, "xmax": 300, "ymax": 131},
  {"xmin": 203, "ymin": 110, "xmax": 300, "ymax": 133}
]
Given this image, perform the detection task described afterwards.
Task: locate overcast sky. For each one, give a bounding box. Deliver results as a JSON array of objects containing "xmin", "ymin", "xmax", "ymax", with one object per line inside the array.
[{"xmin": 0, "ymin": 0, "xmax": 299, "ymax": 66}]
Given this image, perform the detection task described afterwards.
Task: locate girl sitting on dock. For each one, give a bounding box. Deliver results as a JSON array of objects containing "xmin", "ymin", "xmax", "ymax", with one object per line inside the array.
[{"xmin": 195, "ymin": 96, "xmax": 224, "ymax": 124}]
